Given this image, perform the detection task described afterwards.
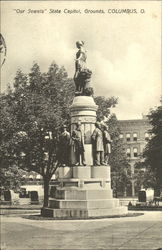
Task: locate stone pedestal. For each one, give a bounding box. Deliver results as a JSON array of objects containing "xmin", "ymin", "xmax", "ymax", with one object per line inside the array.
[
  {"xmin": 91, "ymin": 166, "xmax": 111, "ymax": 179},
  {"xmin": 42, "ymin": 166, "xmax": 128, "ymax": 218},
  {"xmin": 73, "ymin": 166, "xmax": 91, "ymax": 179},
  {"xmin": 41, "ymin": 96, "xmax": 128, "ymax": 218},
  {"xmin": 70, "ymin": 96, "xmax": 97, "ymax": 166},
  {"xmin": 58, "ymin": 167, "xmax": 72, "ymax": 179}
]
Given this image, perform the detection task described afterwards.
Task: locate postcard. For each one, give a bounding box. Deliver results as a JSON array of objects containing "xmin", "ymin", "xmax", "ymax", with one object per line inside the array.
[{"xmin": 1, "ymin": 1, "xmax": 161, "ymax": 250}]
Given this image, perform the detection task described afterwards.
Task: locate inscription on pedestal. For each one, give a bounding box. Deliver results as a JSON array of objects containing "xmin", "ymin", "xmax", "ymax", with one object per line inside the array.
[{"xmin": 71, "ymin": 117, "xmax": 96, "ymax": 124}]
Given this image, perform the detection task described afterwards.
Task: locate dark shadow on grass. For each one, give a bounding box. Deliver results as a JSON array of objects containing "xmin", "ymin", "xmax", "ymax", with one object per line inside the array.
[{"xmin": 21, "ymin": 212, "xmax": 144, "ymax": 221}]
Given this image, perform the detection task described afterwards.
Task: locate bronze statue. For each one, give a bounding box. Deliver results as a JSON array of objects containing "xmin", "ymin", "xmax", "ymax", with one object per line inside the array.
[
  {"xmin": 103, "ymin": 125, "xmax": 112, "ymax": 165},
  {"xmin": 71, "ymin": 121, "xmax": 86, "ymax": 166},
  {"xmin": 92, "ymin": 122, "xmax": 105, "ymax": 166},
  {"xmin": 74, "ymin": 41, "xmax": 93, "ymax": 95},
  {"xmin": 74, "ymin": 41, "xmax": 87, "ymax": 82},
  {"xmin": 58, "ymin": 125, "xmax": 71, "ymax": 166}
]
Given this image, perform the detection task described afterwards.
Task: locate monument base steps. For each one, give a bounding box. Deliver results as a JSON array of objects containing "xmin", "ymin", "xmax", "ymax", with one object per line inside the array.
[
  {"xmin": 41, "ymin": 206, "xmax": 128, "ymax": 218},
  {"xmin": 54, "ymin": 189, "xmax": 113, "ymax": 200},
  {"xmin": 49, "ymin": 198, "xmax": 119, "ymax": 209},
  {"xmin": 44, "ymin": 166, "xmax": 128, "ymax": 219}
]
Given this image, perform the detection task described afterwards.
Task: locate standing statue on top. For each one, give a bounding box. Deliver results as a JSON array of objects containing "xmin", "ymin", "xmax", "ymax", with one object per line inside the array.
[
  {"xmin": 74, "ymin": 41, "xmax": 87, "ymax": 81},
  {"xmin": 74, "ymin": 41, "xmax": 93, "ymax": 96}
]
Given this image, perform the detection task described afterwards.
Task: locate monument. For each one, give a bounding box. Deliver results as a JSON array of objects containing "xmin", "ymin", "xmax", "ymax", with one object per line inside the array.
[{"xmin": 41, "ymin": 41, "xmax": 127, "ymax": 218}]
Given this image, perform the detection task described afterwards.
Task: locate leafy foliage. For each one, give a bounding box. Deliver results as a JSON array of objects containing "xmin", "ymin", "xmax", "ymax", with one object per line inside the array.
[
  {"xmin": 133, "ymin": 161, "xmax": 156, "ymax": 191},
  {"xmin": 109, "ymin": 115, "xmax": 131, "ymax": 196},
  {"xmin": 0, "ymin": 167, "xmax": 25, "ymax": 191},
  {"xmin": 0, "ymin": 62, "xmax": 74, "ymax": 206},
  {"xmin": 94, "ymin": 96, "xmax": 118, "ymax": 121},
  {"xmin": 143, "ymin": 105, "xmax": 162, "ymax": 191}
]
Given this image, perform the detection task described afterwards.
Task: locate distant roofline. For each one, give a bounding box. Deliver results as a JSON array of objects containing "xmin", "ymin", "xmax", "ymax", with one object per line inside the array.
[
  {"xmin": 118, "ymin": 118, "xmax": 149, "ymax": 123},
  {"xmin": 118, "ymin": 118, "xmax": 148, "ymax": 122},
  {"xmin": 118, "ymin": 114, "xmax": 148, "ymax": 122}
]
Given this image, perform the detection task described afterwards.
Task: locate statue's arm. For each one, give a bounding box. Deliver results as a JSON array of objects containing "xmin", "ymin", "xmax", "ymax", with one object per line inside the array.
[
  {"xmin": 71, "ymin": 130, "xmax": 76, "ymax": 140},
  {"xmin": 72, "ymin": 130, "xmax": 79, "ymax": 141},
  {"xmin": 75, "ymin": 49, "xmax": 82, "ymax": 61}
]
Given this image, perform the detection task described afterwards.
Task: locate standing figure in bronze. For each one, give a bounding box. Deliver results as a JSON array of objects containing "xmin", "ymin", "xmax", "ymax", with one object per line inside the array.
[
  {"xmin": 71, "ymin": 121, "xmax": 86, "ymax": 166},
  {"xmin": 58, "ymin": 125, "xmax": 71, "ymax": 166},
  {"xmin": 92, "ymin": 122, "xmax": 105, "ymax": 166},
  {"xmin": 73, "ymin": 41, "xmax": 93, "ymax": 95},
  {"xmin": 103, "ymin": 125, "xmax": 112, "ymax": 165},
  {"xmin": 74, "ymin": 41, "xmax": 87, "ymax": 81}
]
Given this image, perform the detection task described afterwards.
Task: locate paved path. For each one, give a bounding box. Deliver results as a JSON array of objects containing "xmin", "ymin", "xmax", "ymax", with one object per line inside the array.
[{"xmin": 1, "ymin": 211, "xmax": 162, "ymax": 250}]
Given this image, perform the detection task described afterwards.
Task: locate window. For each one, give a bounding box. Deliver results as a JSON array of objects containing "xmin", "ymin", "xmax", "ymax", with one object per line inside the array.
[
  {"xmin": 126, "ymin": 148, "xmax": 131, "ymax": 157},
  {"xmin": 133, "ymin": 148, "xmax": 138, "ymax": 157},
  {"xmin": 119, "ymin": 134, "xmax": 123, "ymax": 139},
  {"xmin": 133, "ymin": 133, "xmax": 137, "ymax": 141},
  {"xmin": 126, "ymin": 133, "xmax": 131, "ymax": 142}
]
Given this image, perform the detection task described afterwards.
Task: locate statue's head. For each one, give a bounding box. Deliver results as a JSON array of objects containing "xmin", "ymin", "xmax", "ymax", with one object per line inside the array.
[{"xmin": 76, "ymin": 41, "xmax": 84, "ymax": 49}]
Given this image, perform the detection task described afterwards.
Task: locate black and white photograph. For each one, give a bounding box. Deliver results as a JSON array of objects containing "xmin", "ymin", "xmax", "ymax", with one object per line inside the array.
[{"xmin": 0, "ymin": 0, "xmax": 162, "ymax": 249}]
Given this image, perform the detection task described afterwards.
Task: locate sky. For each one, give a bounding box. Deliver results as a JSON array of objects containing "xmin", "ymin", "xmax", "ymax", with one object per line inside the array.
[{"xmin": 1, "ymin": 1, "xmax": 161, "ymax": 119}]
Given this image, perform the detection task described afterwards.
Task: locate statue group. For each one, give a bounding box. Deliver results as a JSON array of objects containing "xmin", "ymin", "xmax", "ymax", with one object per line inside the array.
[
  {"xmin": 58, "ymin": 121, "xmax": 112, "ymax": 167},
  {"xmin": 58, "ymin": 41, "xmax": 112, "ymax": 167},
  {"xmin": 92, "ymin": 122, "xmax": 112, "ymax": 166}
]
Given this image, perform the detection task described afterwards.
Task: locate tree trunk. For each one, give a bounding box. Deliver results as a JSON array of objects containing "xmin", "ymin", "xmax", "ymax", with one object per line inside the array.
[
  {"xmin": 43, "ymin": 177, "xmax": 50, "ymax": 207},
  {"xmin": 131, "ymin": 180, "xmax": 135, "ymax": 197},
  {"xmin": 115, "ymin": 180, "xmax": 118, "ymax": 198},
  {"xmin": 124, "ymin": 187, "xmax": 127, "ymax": 197}
]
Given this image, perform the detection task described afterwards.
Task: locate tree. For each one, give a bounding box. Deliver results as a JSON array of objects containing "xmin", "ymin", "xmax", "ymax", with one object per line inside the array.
[
  {"xmin": 0, "ymin": 166, "xmax": 26, "ymax": 192},
  {"xmin": 133, "ymin": 161, "xmax": 156, "ymax": 192},
  {"xmin": 143, "ymin": 104, "xmax": 162, "ymax": 193},
  {"xmin": 0, "ymin": 62, "xmax": 74, "ymax": 207},
  {"xmin": 94, "ymin": 96, "xmax": 131, "ymax": 197},
  {"xmin": 109, "ymin": 115, "xmax": 131, "ymax": 197},
  {"xmin": 94, "ymin": 96, "xmax": 118, "ymax": 121},
  {"xmin": 0, "ymin": 92, "xmax": 25, "ymax": 191}
]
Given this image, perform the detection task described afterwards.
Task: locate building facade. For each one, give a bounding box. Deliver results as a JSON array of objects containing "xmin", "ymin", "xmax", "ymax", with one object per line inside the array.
[{"xmin": 118, "ymin": 116, "xmax": 151, "ymax": 196}]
